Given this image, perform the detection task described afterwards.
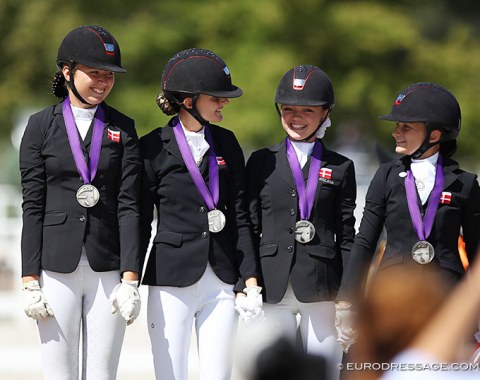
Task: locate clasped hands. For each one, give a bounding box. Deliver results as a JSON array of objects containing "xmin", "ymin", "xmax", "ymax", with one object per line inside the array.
[{"xmin": 235, "ymin": 286, "xmax": 264, "ymax": 324}]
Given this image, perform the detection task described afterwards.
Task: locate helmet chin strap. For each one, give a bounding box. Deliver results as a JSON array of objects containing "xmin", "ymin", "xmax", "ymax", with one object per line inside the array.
[
  {"xmin": 410, "ymin": 125, "xmax": 440, "ymax": 159},
  {"xmin": 180, "ymin": 94, "xmax": 209, "ymax": 127},
  {"xmin": 66, "ymin": 63, "xmax": 91, "ymax": 106}
]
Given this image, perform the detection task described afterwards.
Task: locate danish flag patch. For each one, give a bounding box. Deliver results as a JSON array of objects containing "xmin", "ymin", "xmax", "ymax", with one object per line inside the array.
[
  {"xmin": 107, "ymin": 129, "xmax": 120, "ymax": 142},
  {"xmin": 216, "ymin": 156, "xmax": 226, "ymax": 166},
  {"xmin": 439, "ymin": 192, "xmax": 452, "ymax": 204},
  {"xmin": 319, "ymin": 168, "xmax": 332, "ymax": 180}
]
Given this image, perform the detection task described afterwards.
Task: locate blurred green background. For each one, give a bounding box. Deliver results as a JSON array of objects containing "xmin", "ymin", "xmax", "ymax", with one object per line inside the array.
[{"xmin": 2, "ymin": 0, "xmax": 480, "ymax": 187}]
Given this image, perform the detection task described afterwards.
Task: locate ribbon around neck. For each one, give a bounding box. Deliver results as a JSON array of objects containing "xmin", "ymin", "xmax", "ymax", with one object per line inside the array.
[
  {"xmin": 62, "ymin": 97, "xmax": 105, "ymax": 184},
  {"xmin": 172, "ymin": 118, "xmax": 219, "ymax": 210},
  {"xmin": 285, "ymin": 138, "xmax": 323, "ymax": 220},
  {"xmin": 405, "ymin": 155, "xmax": 444, "ymax": 241}
]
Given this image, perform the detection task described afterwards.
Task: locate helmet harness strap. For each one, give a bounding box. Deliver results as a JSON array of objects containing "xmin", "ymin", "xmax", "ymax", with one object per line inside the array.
[
  {"xmin": 410, "ymin": 123, "xmax": 441, "ymax": 159},
  {"xmin": 66, "ymin": 62, "xmax": 92, "ymax": 106},
  {"xmin": 179, "ymin": 94, "xmax": 210, "ymax": 127}
]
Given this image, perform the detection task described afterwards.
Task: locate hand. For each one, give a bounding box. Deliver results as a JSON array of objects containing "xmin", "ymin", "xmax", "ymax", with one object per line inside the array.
[
  {"xmin": 22, "ymin": 280, "xmax": 54, "ymax": 320},
  {"xmin": 335, "ymin": 302, "xmax": 357, "ymax": 353},
  {"xmin": 110, "ymin": 279, "xmax": 141, "ymax": 325},
  {"xmin": 235, "ymin": 286, "xmax": 264, "ymax": 324}
]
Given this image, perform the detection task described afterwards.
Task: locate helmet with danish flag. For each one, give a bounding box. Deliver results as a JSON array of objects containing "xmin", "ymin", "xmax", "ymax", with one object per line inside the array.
[
  {"xmin": 275, "ymin": 65, "xmax": 335, "ymax": 109},
  {"xmin": 161, "ymin": 48, "xmax": 242, "ymax": 98},
  {"xmin": 379, "ymin": 82, "xmax": 461, "ymax": 143},
  {"xmin": 56, "ymin": 25, "xmax": 125, "ymax": 73}
]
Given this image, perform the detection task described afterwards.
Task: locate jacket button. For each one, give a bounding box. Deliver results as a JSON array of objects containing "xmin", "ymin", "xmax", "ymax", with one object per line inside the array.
[
  {"xmin": 290, "ymin": 209, "xmax": 296, "ymax": 216},
  {"xmin": 202, "ymin": 231, "xmax": 209, "ymax": 239},
  {"xmin": 288, "ymin": 227, "xmax": 294, "ymax": 234},
  {"xmin": 79, "ymin": 215, "xmax": 86, "ymax": 222},
  {"xmin": 287, "ymin": 246, "xmax": 293, "ymax": 253},
  {"xmin": 291, "ymin": 190, "xmax": 296, "ymax": 197},
  {"xmin": 199, "ymin": 206, "xmax": 207, "ymax": 213}
]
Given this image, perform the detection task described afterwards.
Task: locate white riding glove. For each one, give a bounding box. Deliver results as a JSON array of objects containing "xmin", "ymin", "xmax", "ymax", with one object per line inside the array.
[
  {"xmin": 335, "ymin": 302, "xmax": 357, "ymax": 353},
  {"xmin": 110, "ymin": 279, "xmax": 141, "ymax": 325},
  {"xmin": 235, "ymin": 286, "xmax": 264, "ymax": 324},
  {"xmin": 22, "ymin": 280, "xmax": 54, "ymax": 320}
]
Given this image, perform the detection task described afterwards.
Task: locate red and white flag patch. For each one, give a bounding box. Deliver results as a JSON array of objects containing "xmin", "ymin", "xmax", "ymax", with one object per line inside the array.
[
  {"xmin": 107, "ymin": 129, "xmax": 120, "ymax": 142},
  {"xmin": 439, "ymin": 192, "xmax": 452, "ymax": 204},
  {"xmin": 216, "ymin": 156, "xmax": 226, "ymax": 166},
  {"xmin": 319, "ymin": 168, "xmax": 332, "ymax": 180}
]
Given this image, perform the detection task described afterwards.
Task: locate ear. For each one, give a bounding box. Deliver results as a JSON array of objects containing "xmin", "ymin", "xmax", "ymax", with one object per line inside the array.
[
  {"xmin": 429, "ymin": 129, "xmax": 442, "ymax": 144},
  {"xmin": 62, "ymin": 65, "xmax": 71, "ymax": 82},
  {"xmin": 182, "ymin": 97, "xmax": 193, "ymax": 109}
]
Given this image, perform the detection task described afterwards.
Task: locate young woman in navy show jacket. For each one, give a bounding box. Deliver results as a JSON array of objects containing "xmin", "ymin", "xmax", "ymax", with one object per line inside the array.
[
  {"xmin": 19, "ymin": 26, "xmax": 142, "ymax": 379},
  {"xmin": 246, "ymin": 65, "xmax": 357, "ymax": 380},
  {"xmin": 140, "ymin": 48, "xmax": 260, "ymax": 380},
  {"xmin": 336, "ymin": 82, "xmax": 480, "ymax": 352}
]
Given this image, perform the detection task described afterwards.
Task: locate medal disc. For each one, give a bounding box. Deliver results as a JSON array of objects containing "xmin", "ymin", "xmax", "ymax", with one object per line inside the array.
[
  {"xmin": 207, "ymin": 209, "xmax": 226, "ymax": 233},
  {"xmin": 76, "ymin": 184, "xmax": 100, "ymax": 208},
  {"xmin": 294, "ymin": 220, "xmax": 316, "ymax": 243},
  {"xmin": 411, "ymin": 240, "xmax": 435, "ymax": 265}
]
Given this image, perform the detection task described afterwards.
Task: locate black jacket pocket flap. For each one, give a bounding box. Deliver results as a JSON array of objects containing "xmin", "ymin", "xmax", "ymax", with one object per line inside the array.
[
  {"xmin": 153, "ymin": 231, "xmax": 183, "ymax": 247},
  {"xmin": 305, "ymin": 244, "xmax": 336, "ymax": 259},
  {"xmin": 259, "ymin": 242, "xmax": 278, "ymax": 257},
  {"xmin": 43, "ymin": 212, "xmax": 67, "ymax": 226}
]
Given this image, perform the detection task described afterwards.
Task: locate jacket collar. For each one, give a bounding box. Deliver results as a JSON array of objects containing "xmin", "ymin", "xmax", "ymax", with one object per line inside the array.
[
  {"xmin": 268, "ymin": 138, "xmax": 329, "ymax": 186},
  {"xmin": 393, "ymin": 155, "xmax": 460, "ymax": 190},
  {"xmin": 55, "ymin": 101, "xmax": 110, "ymax": 151},
  {"xmin": 161, "ymin": 117, "xmax": 211, "ymax": 173}
]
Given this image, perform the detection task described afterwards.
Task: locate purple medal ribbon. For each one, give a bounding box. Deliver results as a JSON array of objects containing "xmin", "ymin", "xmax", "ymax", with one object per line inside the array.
[
  {"xmin": 405, "ymin": 155, "xmax": 444, "ymax": 241},
  {"xmin": 172, "ymin": 118, "xmax": 219, "ymax": 210},
  {"xmin": 62, "ymin": 97, "xmax": 105, "ymax": 184},
  {"xmin": 285, "ymin": 138, "xmax": 323, "ymax": 220}
]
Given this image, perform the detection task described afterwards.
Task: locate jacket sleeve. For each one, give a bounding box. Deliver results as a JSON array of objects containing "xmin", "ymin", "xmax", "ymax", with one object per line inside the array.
[
  {"xmin": 222, "ymin": 130, "xmax": 259, "ymax": 284},
  {"xmin": 337, "ymin": 164, "xmax": 387, "ymax": 301},
  {"xmin": 113, "ymin": 112, "xmax": 143, "ymax": 274},
  {"xmin": 246, "ymin": 150, "xmax": 264, "ymax": 248},
  {"xmin": 460, "ymin": 173, "xmax": 480, "ymax": 266},
  {"xmin": 19, "ymin": 111, "xmax": 48, "ymax": 276},
  {"xmin": 335, "ymin": 158, "xmax": 357, "ymax": 270},
  {"xmin": 138, "ymin": 134, "xmax": 158, "ymax": 276}
]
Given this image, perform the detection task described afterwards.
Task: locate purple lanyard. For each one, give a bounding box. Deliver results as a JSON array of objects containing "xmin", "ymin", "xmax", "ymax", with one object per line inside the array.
[
  {"xmin": 62, "ymin": 97, "xmax": 105, "ymax": 184},
  {"xmin": 285, "ymin": 138, "xmax": 323, "ymax": 220},
  {"xmin": 172, "ymin": 118, "xmax": 219, "ymax": 210},
  {"xmin": 405, "ymin": 155, "xmax": 444, "ymax": 241}
]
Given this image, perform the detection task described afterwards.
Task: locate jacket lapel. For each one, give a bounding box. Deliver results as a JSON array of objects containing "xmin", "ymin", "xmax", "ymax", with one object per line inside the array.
[
  {"xmin": 270, "ymin": 141, "xmax": 295, "ymax": 188},
  {"xmin": 162, "ymin": 122, "xmax": 184, "ymax": 163}
]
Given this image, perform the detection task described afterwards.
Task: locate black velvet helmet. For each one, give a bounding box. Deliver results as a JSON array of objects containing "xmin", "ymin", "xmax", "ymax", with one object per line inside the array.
[
  {"xmin": 57, "ymin": 25, "xmax": 126, "ymax": 73},
  {"xmin": 161, "ymin": 48, "xmax": 242, "ymax": 98},
  {"xmin": 380, "ymin": 82, "xmax": 461, "ymax": 143},
  {"xmin": 275, "ymin": 65, "xmax": 335, "ymax": 109}
]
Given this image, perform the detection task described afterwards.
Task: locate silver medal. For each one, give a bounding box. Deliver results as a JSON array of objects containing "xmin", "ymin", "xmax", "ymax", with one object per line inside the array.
[
  {"xmin": 208, "ymin": 209, "xmax": 226, "ymax": 233},
  {"xmin": 411, "ymin": 240, "xmax": 435, "ymax": 265},
  {"xmin": 76, "ymin": 184, "xmax": 100, "ymax": 208},
  {"xmin": 294, "ymin": 220, "xmax": 316, "ymax": 243}
]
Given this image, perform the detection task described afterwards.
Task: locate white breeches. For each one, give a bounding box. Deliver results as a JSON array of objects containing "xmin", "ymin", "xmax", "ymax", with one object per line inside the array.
[
  {"xmin": 262, "ymin": 284, "xmax": 343, "ymax": 380},
  {"xmin": 38, "ymin": 257, "xmax": 125, "ymax": 380},
  {"xmin": 147, "ymin": 264, "xmax": 236, "ymax": 380}
]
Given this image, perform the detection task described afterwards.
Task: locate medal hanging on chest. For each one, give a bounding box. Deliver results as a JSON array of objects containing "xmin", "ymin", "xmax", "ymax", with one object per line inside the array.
[
  {"xmin": 285, "ymin": 138, "xmax": 323, "ymax": 244},
  {"xmin": 173, "ymin": 118, "xmax": 225, "ymax": 233},
  {"xmin": 63, "ymin": 97, "xmax": 105, "ymax": 208},
  {"xmin": 404, "ymin": 155, "xmax": 444, "ymax": 264}
]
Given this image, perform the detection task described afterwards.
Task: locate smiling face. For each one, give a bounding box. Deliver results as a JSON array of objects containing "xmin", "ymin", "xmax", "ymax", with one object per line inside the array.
[
  {"xmin": 195, "ymin": 94, "xmax": 230, "ymax": 123},
  {"xmin": 63, "ymin": 64, "xmax": 115, "ymax": 108},
  {"xmin": 280, "ymin": 104, "xmax": 328, "ymax": 142},
  {"xmin": 391, "ymin": 122, "xmax": 427, "ymax": 156}
]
